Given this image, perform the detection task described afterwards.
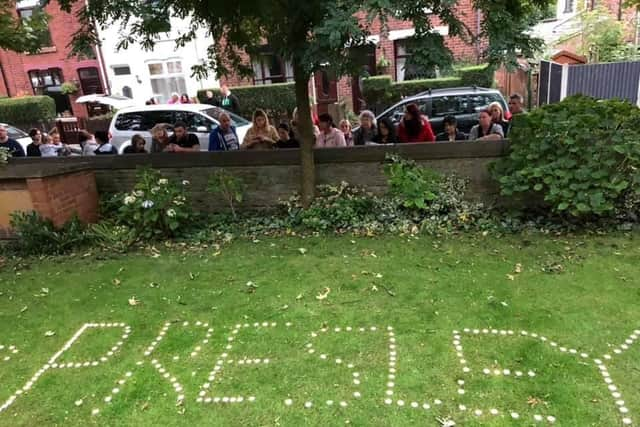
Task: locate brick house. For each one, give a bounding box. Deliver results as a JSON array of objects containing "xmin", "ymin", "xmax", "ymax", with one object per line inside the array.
[
  {"xmin": 221, "ymin": 0, "xmax": 482, "ymax": 114},
  {"xmin": 0, "ymin": 1, "xmax": 109, "ymax": 119}
]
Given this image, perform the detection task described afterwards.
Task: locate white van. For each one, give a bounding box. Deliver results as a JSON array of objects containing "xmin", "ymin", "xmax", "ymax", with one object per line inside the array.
[{"xmin": 108, "ymin": 104, "xmax": 251, "ymax": 153}]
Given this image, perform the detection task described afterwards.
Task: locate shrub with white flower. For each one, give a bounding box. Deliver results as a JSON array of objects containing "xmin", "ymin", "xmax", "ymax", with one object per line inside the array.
[
  {"xmin": 182, "ymin": 180, "xmax": 190, "ymax": 186},
  {"xmin": 0, "ymin": 147, "xmax": 11, "ymax": 165},
  {"xmin": 112, "ymin": 169, "xmax": 193, "ymax": 240}
]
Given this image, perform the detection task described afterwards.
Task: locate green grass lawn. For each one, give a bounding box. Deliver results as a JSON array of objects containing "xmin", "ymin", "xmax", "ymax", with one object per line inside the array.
[{"xmin": 0, "ymin": 232, "xmax": 639, "ymax": 426}]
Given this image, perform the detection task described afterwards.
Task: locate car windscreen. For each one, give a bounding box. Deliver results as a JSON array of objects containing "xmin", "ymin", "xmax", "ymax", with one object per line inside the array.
[
  {"xmin": 203, "ymin": 107, "xmax": 250, "ymax": 127},
  {"xmin": 5, "ymin": 125, "xmax": 28, "ymax": 139}
]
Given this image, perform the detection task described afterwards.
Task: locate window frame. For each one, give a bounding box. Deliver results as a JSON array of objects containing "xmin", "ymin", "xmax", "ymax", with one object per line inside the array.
[
  {"xmin": 147, "ymin": 60, "xmax": 187, "ymax": 103},
  {"xmin": 28, "ymin": 68, "xmax": 63, "ymax": 95},
  {"xmin": 17, "ymin": 5, "xmax": 53, "ymax": 48},
  {"xmin": 77, "ymin": 66, "xmax": 104, "ymax": 95},
  {"xmin": 251, "ymin": 49, "xmax": 294, "ymax": 85}
]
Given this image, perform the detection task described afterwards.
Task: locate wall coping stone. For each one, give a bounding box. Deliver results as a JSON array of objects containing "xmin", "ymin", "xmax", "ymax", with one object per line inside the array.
[{"xmin": 0, "ymin": 162, "xmax": 94, "ymax": 179}]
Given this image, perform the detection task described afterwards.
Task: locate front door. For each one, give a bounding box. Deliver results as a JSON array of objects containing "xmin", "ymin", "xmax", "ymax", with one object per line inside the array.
[
  {"xmin": 314, "ymin": 69, "xmax": 338, "ymax": 115},
  {"xmin": 351, "ymin": 45, "xmax": 377, "ymax": 114}
]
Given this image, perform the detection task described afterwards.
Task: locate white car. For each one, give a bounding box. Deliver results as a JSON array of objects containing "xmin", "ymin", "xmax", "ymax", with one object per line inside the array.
[
  {"xmin": 108, "ymin": 104, "xmax": 251, "ymax": 153},
  {"xmin": 1, "ymin": 123, "xmax": 32, "ymax": 154}
]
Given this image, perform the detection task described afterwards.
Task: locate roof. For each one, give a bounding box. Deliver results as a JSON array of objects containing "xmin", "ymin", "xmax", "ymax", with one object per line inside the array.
[{"xmin": 551, "ymin": 50, "xmax": 587, "ymax": 64}]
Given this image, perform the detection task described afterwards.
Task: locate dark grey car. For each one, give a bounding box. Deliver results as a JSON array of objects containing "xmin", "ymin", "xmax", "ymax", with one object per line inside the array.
[{"xmin": 377, "ymin": 87, "xmax": 509, "ymax": 135}]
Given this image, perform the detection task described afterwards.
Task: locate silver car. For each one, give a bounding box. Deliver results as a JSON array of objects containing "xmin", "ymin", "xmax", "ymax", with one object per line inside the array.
[{"xmin": 108, "ymin": 104, "xmax": 251, "ymax": 153}]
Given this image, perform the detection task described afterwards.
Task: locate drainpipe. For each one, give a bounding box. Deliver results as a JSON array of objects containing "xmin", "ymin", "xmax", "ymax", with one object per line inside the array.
[
  {"xmin": 618, "ymin": 0, "xmax": 623, "ymax": 21},
  {"xmin": 476, "ymin": 10, "xmax": 482, "ymax": 64},
  {"xmin": 0, "ymin": 58, "xmax": 11, "ymax": 97}
]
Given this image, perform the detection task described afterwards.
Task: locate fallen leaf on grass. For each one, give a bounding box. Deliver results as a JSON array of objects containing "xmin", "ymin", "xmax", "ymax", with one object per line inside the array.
[
  {"xmin": 189, "ymin": 272, "xmax": 200, "ymax": 280},
  {"xmin": 375, "ymin": 273, "xmax": 383, "ymax": 279},
  {"xmin": 20, "ymin": 306, "xmax": 28, "ymax": 313},
  {"xmin": 514, "ymin": 263, "xmax": 523, "ymax": 274},
  {"xmin": 117, "ymin": 267, "xmax": 125, "ymax": 274},
  {"xmin": 141, "ymin": 402, "xmax": 150, "ymax": 411},
  {"xmin": 295, "ymin": 293, "xmax": 303, "ymax": 300},
  {"xmin": 245, "ymin": 281, "xmax": 258, "ymax": 294},
  {"xmin": 298, "ymin": 248, "xmax": 307, "ymax": 255},
  {"xmin": 316, "ymin": 287, "xmax": 331, "ymax": 300},
  {"xmin": 44, "ymin": 330, "xmax": 56, "ymax": 337},
  {"xmin": 506, "ymin": 274, "xmax": 515, "ymax": 281},
  {"xmin": 149, "ymin": 282, "xmax": 160, "ymax": 288},
  {"xmin": 34, "ymin": 287, "xmax": 49, "ymax": 297},
  {"xmin": 112, "ymin": 278, "xmax": 121, "ymax": 287},
  {"xmin": 74, "ymin": 399, "xmax": 83, "ymax": 407},
  {"xmin": 128, "ymin": 296, "xmax": 140, "ymax": 306},
  {"xmin": 371, "ymin": 285, "xmax": 379, "ymax": 292},
  {"xmin": 380, "ymin": 285, "xmax": 396, "ymax": 297}
]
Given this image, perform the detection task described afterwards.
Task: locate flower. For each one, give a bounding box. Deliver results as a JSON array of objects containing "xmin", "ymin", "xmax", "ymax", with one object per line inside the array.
[
  {"xmin": 158, "ymin": 178, "xmax": 168, "ymax": 185},
  {"xmin": 142, "ymin": 200, "xmax": 154, "ymax": 209},
  {"xmin": 134, "ymin": 190, "xmax": 144, "ymax": 197},
  {"xmin": 166, "ymin": 209, "xmax": 176, "ymax": 217},
  {"xmin": 182, "ymin": 180, "xmax": 190, "ymax": 186},
  {"xmin": 151, "ymin": 186, "xmax": 160, "ymax": 194},
  {"xmin": 173, "ymin": 199, "xmax": 184, "ymax": 206},
  {"xmin": 124, "ymin": 195, "xmax": 137, "ymax": 205}
]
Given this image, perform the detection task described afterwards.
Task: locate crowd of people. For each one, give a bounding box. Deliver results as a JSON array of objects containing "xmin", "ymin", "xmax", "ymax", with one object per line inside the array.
[
  {"xmin": 0, "ymin": 92, "xmax": 526, "ymax": 158},
  {"xmin": 145, "ymin": 84, "xmax": 242, "ymax": 116}
]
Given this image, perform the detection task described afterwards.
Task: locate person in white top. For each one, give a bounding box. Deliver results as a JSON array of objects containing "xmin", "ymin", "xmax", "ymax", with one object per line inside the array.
[
  {"xmin": 315, "ymin": 113, "xmax": 346, "ymax": 148},
  {"xmin": 39, "ymin": 129, "xmax": 65, "ymax": 157}
]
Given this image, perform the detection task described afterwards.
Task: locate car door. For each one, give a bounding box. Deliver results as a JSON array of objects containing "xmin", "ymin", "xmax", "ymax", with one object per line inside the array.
[
  {"xmin": 378, "ymin": 97, "xmax": 431, "ymax": 130},
  {"xmin": 429, "ymin": 95, "xmax": 463, "ymax": 135}
]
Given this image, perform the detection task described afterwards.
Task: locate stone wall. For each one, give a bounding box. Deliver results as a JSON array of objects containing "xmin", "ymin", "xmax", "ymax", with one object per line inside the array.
[{"xmin": 10, "ymin": 141, "xmax": 508, "ymax": 213}]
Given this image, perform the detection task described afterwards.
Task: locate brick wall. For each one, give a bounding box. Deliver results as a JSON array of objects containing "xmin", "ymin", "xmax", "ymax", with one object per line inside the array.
[
  {"xmin": 9, "ymin": 142, "xmax": 508, "ymax": 215},
  {"xmin": 0, "ymin": 2, "xmax": 106, "ymax": 118}
]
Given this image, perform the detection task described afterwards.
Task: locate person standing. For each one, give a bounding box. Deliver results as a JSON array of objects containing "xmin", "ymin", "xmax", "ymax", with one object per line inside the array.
[
  {"xmin": 275, "ymin": 123, "xmax": 300, "ymax": 148},
  {"xmin": 167, "ymin": 121, "xmax": 200, "ymax": 152},
  {"xmin": 180, "ymin": 94, "xmax": 190, "ymax": 104},
  {"xmin": 488, "ymin": 102, "xmax": 510, "ymax": 137},
  {"xmin": 242, "ymin": 109, "xmax": 278, "ymax": 149},
  {"xmin": 94, "ymin": 131, "xmax": 118, "ymax": 155},
  {"xmin": 39, "ymin": 129, "xmax": 66, "ymax": 157},
  {"xmin": 315, "ymin": 113, "xmax": 346, "ymax": 148},
  {"xmin": 398, "ymin": 103, "xmax": 435, "ymax": 143},
  {"xmin": 373, "ymin": 117, "xmax": 398, "ymax": 144},
  {"xmin": 508, "ymin": 93, "xmax": 526, "ymax": 115},
  {"xmin": 0, "ymin": 124, "xmax": 25, "ymax": 157},
  {"xmin": 436, "ymin": 116, "xmax": 467, "ymax": 142},
  {"xmin": 168, "ymin": 93, "xmax": 180, "ymax": 104},
  {"xmin": 204, "ymin": 90, "xmax": 216, "ymax": 106},
  {"xmin": 26, "ymin": 128, "xmax": 42, "ymax": 157},
  {"xmin": 468, "ymin": 109, "xmax": 504, "ymax": 141},
  {"xmin": 217, "ymin": 84, "xmax": 240, "ymax": 114},
  {"xmin": 352, "ymin": 110, "xmax": 377, "ymax": 145},
  {"xmin": 338, "ymin": 119, "xmax": 353, "ymax": 146},
  {"xmin": 150, "ymin": 124, "xmax": 171, "ymax": 153},
  {"xmin": 123, "ymin": 134, "xmax": 148, "ymax": 154},
  {"xmin": 79, "ymin": 130, "xmax": 99, "ymax": 156},
  {"xmin": 209, "ymin": 112, "xmax": 240, "ymax": 151}
]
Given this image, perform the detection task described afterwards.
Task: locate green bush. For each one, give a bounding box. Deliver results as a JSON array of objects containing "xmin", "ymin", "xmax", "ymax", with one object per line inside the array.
[
  {"xmin": 109, "ymin": 168, "xmax": 194, "ymax": 240},
  {"xmin": 197, "ymin": 83, "xmax": 296, "ymax": 121},
  {"xmin": 9, "ymin": 211, "xmax": 90, "ymax": 256},
  {"xmin": 457, "ymin": 64, "xmax": 495, "ymax": 88},
  {"xmin": 384, "ymin": 154, "xmax": 441, "ymax": 210},
  {"xmin": 491, "ymin": 95, "xmax": 640, "ymax": 218},
  {"xmin": 0, "ymin": 96, "xmax": 55, "ymax": 126},
  {"xmin": 393, "ymin": 76, "xmax": 464, "ymax": 99},
  {"xmin": 361, "ymin": 75, "xmax": 394, "ymax": 107}
]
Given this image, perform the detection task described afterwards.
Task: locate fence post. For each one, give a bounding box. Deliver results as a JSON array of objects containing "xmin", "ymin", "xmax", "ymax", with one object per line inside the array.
[{"xmin": 560, "ymin": 64, "xmax": 569, "ymax": 101}]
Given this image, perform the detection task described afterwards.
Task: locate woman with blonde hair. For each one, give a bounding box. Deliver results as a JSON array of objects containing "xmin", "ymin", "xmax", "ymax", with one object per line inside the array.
[
  {"xmin": 488, "ymin": 101, "xmax": 510, "ymax": 137},
  {"xmin": 338, "ymin": 119, "xmax": 354, "ymax": 146},
  {"xmin": 150, "ymin": 123, "xmax": 171, "ymax": 152},
  {"xmin": 242, "ymin": 109, "xmax": 279, "ymax": 149}
]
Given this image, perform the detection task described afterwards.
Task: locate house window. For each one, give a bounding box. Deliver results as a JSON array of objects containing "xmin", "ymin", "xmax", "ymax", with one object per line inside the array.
[
  {"xmin": 78, "ymin": 67, "xmax": 104, "ymax": 95},
  {"xmin": 251, "ymin": 51, "xmax": 293, "ymax": 85},
  {"xmin": 563, "ymin": 0, "xmax": 574, "ymax": 13},
  {"xmin": 17, "ymin": 3, "xmax": 53, "ymax": 48},
  {"xmin": 122, "ymin": 86, "xmax": 133, "ymax": 98},
  {"xmin": 394, "ymin": 40, "xmax": 427, "ymax": 82},
  {"xmin": 28, "ymin": 68, "xmax": 63, "ymax": 94},
  {"xmin": 113, "ymin": 66, "xmax": 131, "ymax": 76},
  {"xmin": 147, "ymin": 60, "xmax": 187, "ymax": 103}
]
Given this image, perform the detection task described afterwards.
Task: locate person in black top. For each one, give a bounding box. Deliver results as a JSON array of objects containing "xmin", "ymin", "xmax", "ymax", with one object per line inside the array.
[
  {"xmin": 167, "ymin": 121, "xmax": 200, "ymax": 152},
  {"xmin": 0, "ymin": 124, "xmax": 25, "ymax": 157},
  {"xmin": 436, "ymin": 115, "xmax": 467, "ymax": 142},
  {"xmin": 204, "ymin": 90, "xmax": 216, "ymax": 106},
  {"xmin": 26, "ymin": 128, "xmax": 42, "ymax": 157},
  {"xmin": 123, "ymin": 134, "xmax": 148, "ymax": 154},
  {"xmin": 216, "ymin": 84, "xmax": 240, "ymax": 115},
  {"xmin": 373, "ymin": 117, "xmax": 398, "ymax": 144},
  {"xmin": 275, "ymin": 123, "xmax": 300, "ymax": 148}
]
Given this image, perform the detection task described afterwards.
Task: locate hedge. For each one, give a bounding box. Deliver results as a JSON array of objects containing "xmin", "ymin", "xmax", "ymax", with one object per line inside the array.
[
  {"xmin": 457, "ymin": 64, "xmax": 495, "ymax": 88},
  {"xmin": 0, "ymin": 96, "xmax": 55, "ymax": 126},
  {"xmin": 197, "ymin": 82, "xmax": 296, "ymax": 121},
  {"xmin": 362, "ymin": 64, "xmax": 496, "ymax": 109}
]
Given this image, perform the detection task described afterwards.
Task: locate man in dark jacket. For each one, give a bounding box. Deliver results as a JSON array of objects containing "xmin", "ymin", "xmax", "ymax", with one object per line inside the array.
[
  {"xmin": 216, "ymin": 84, "xmax": 240, "ymax": 115},
  {"xmin": 436, "ymin": 115, "xmax": 467, "ymax": 142},
  {"xmin": 0, "ymin": 124, "xmax": 25, "ymax": 157}
]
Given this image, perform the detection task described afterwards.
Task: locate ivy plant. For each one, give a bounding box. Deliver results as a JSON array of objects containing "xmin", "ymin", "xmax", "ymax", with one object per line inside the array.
[{"xmin": 491, "ymin": 95, "xmax": 640, "ymax": 218}]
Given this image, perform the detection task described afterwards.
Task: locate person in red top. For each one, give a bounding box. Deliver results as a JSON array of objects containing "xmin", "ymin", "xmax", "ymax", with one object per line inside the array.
[{"xmin": 397, "ymin": 103, "xmax": 435, "ymax": 143}]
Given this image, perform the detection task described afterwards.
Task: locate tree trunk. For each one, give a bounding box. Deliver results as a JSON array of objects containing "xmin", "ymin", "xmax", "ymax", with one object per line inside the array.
[{"xmin": 293, "ymin": 60, "xmax": 316, "ymax": 208}]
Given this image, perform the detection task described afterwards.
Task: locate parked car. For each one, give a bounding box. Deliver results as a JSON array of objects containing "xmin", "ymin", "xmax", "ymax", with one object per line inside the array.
[
  {"xmin": 376, "ymin": 87, "xmax": 509, "ymax": 135},
  {"xmin": 1, "ymin": 123, "xmax": 31, "ymax": 154},
  {"xmin": 109, "ymin": 104, "xmax": 251, "ymax": 153}
]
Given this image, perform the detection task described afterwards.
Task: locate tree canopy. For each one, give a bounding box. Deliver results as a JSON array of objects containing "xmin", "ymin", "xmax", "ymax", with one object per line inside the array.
[{"xmin": 0, "ymin": 0, "xmax": 50, "ymax": 53}]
